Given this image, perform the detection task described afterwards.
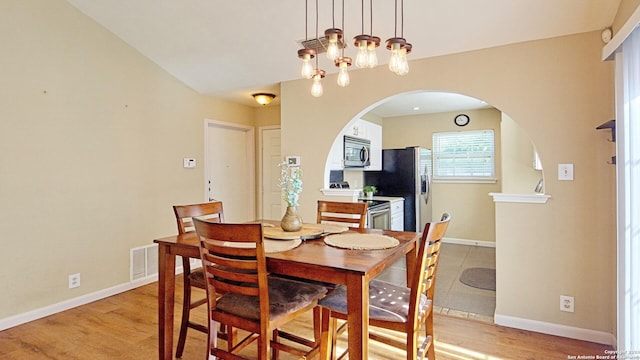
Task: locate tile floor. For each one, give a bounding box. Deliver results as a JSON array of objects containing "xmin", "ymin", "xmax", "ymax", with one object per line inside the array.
[{"xmin": 377, "ymin": 242, "xmax": 496, "ymax": 323}]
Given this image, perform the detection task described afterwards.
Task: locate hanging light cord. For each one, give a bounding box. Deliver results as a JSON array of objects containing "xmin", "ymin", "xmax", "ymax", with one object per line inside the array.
[
  {"xmin": 315, "ymin": 0, "xmax": 319, "ymax": 68},
  {"xmin": 393, "ymin": 0, "xmax": 398, "ymax": 37},
  {"xmin": 369, "ymin": 0, "xmax": 373, "ymax": 35},
  {"xmin": 341, "ymin": 0, "xmax": 345, "ymax": 56},
  {"xmin": 360, "ymin": 0, "xmax": 365, "ymax": 34},
  {"xmin": 401, "ymin": 0, "xmax": 404, "ymax": 38},
  {"xmin": 305, "ymin": 0, "xmax": 308, "ymax": 40},
  {"xmin": 331, "ymin": 0, "xmax": 335, "ymax": 28}
]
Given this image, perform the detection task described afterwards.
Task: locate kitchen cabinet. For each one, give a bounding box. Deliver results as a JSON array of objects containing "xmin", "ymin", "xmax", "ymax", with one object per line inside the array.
[
  {"xmin": 327, "ymin": 119, "xmax": 382, "ymax": 171},
  {"xmin": 328, "ymin": 135, "xmax": 344, "ymax": 170},
  {"xmin": 365, "ymin": 121, "xmax": 382, "ymax": 171},
  {"xmin": 390, "ymin": 198, "xmax": 404, "ymax": 231}
]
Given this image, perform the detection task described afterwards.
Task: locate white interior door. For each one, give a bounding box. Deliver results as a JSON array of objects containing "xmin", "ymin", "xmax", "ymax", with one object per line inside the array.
[
  {"xmin": 260, "ymin": 127, "xmax": 281, "ymax": 220},
  {"xmin": 204, "ymin": 119, "xmax": 255, "ymax": 222}
]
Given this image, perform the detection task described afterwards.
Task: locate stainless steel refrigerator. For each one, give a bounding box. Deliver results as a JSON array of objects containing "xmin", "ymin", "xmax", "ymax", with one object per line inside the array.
[{"xmin": 363, "ymin": 147, "xmax": 432, "ymax": 232}]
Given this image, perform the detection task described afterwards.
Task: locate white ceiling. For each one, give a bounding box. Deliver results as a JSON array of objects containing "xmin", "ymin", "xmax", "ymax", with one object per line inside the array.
[{"xmin": 66, "ymin": 0, "xmax": 619, "ymax": 115}]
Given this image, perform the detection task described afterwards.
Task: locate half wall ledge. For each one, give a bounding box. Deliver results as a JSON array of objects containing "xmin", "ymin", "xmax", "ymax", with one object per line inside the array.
[{"xmin": 488, "ymin": 193, "xmax": 551, "ymax": 204}]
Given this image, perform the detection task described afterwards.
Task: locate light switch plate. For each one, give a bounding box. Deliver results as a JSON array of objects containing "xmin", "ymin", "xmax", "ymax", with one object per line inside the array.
[
  {"xmin": 183, "ymin": 158, "xmax": 196, "ymax": 168},
  {"xmin": 286, "ymin": 156, "xmax": 301, "ymax": 167},
  {"xmin": 558, "ymin": 164, "xmax": 574, "ymax": 181}
]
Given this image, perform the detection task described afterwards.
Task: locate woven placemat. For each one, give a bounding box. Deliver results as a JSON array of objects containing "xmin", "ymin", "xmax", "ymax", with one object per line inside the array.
[
  {"xmin": 318, "ymin": 223, "xmax": 350, "ymax": 234},
  {"xmin": 263, "ymin": 224, "xmax": 324, "ymax": 240},
  {"xmin": 222, "ymin": 239, "xmax": 302, "ymax": 253},
  {"xmin": 323, "ymin": 233, "xmax": 399, "ymax": 250}
]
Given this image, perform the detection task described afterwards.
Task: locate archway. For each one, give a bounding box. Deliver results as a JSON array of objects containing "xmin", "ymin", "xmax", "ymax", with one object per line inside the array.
[{"xmin": 323, "ymin": 90, "xmax": 545, "ymax": 321}]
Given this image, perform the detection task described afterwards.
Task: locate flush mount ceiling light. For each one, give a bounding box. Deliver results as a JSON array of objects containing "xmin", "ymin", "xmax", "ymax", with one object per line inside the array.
[
  {"xmin": 297, "ymin": 0, "xmax": 412, "ymax": 97},
  {"xmin": 252, "ymin": 93, "xmax": 276, "ymax": 106}
]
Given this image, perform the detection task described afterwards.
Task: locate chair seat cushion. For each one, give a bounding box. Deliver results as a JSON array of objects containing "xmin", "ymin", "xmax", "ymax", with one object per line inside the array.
[
  {"xmin": 319, "ymin": 280, "xmax": 429, "ymax": 323},
  {"xmin": 188, "ymin": 268, "xmax": 205, "ymax": 286},
  {"xmin": 216, "ymin": 276, "xmax": 327, "ymax": 321}
]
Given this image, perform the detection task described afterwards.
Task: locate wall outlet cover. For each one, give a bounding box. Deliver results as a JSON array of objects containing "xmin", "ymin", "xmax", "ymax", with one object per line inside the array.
[{"xmin": 558, "ymin": 164, "xmax": 574, "ymax": 181}]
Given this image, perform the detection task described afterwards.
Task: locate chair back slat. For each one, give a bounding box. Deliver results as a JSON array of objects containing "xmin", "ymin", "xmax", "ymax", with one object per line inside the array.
[
  {"xmin": 409, "ymin": 213, "xmax": 450, "ymax": 322},
  {"xmin": 193, "ymin": 220, "xmax": 268, "ymax": 317},
  {"xmin": 317, "ymin": 201, "xmax": 368, "ymax": 229},
  {"xmin": 173, "ymin": 202, "xmax": 224, "ymax": 234}
]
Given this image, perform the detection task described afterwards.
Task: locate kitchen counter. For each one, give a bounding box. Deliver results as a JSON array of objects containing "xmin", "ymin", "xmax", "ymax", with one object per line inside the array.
[{"xmin": 360, "ymin": 196, "xmax": 404, "ymax": 203}]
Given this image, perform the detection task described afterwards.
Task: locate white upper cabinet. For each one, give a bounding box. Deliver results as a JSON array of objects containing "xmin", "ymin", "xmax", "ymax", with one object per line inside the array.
[{"xmin": 364, "ymin": 121, "xmax": 382, "ymax": 171}]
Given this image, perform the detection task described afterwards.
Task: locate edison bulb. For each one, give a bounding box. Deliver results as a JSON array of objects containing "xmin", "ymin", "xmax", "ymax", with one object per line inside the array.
[
  {"xmin": 326, "ymin": 38, "xmax": 340, "ymax": 60},
  {"xmin": 311, "ymin": 74, "xmax": 323, "ymax": 97},
  {"xmin": 388, "ymin": 43, "xmax": 401, "ymax": 73},
  {"xmin": 301, "ymin": 56, "xmax": 313, "ymax": 79},
  {"xmin": 367, "ymin": 43, "xmax": 378, "ymax": 68},
  {"xmin": 396, "ymin": 48, "xmax": 409, "ymax": 75},
  {"xmin": 355, "ymin": 39, "xmax": 368, "ymax": 68},
  {"xmin": 337, "ymin": 62, "xmax": 350, "ymax": 87}
]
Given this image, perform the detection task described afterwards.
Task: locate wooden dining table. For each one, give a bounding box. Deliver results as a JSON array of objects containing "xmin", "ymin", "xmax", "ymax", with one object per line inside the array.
[{"xmin": 154, "ymin": 221, "xmax": 419, "ymax": 360}]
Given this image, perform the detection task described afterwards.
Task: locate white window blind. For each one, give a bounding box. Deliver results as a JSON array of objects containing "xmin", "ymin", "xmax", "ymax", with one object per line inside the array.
[{"xmin": 432, "ymin": 130, "xmax": 495, "ymax": 180}]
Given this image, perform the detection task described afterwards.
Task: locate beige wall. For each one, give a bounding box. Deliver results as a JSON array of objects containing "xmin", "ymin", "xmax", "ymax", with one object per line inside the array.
[
  {"xmin": 381, "ymin": 108, "xmax": 502, "ymax": 242},
  {"xmin": 281, "ymin": 32, "xmax": 616, "ymax": 337},
  {"xmin": 500, "ymin": 113, "xmax": 544, "ymax": 194},
  {"xmin": 613, "ymin": 0, "xmax": 640, "ymax": 33},
  {"xmin": 0, "ymin": 0, "xmax": 255, "ymax": 318}
]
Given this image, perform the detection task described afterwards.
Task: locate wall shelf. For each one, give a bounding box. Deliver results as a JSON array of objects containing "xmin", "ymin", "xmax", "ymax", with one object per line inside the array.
[{"xmin": 596, "ymin": 119, "xmax": 616, "ymax": 165}]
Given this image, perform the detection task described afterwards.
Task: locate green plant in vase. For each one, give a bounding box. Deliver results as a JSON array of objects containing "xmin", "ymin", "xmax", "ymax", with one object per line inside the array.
[
  {"xmin": 278, "ymin": 162, "xmax": 303, "ymax": 231},
  {"xmin": 363, "ymin": 185, "xmax": 377, "ymax": 199}
]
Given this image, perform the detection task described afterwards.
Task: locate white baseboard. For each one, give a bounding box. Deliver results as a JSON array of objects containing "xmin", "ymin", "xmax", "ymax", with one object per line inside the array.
[
  {"xmin": 0, "ymin": 265, "xmax": 184, "ymax": 331},
  {"xmin": 443, "ymin": 237, "xmax": 496, "ymax": 248},
  {"xmin": 494, "ymin": 313, "xmax": 616, "ymax": 346}
]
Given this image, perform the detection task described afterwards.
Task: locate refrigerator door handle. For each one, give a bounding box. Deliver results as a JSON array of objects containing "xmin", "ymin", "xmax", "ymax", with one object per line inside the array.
[{"xmin": 424, "ymin": 167, "xmax": 431, "ymax": 205}]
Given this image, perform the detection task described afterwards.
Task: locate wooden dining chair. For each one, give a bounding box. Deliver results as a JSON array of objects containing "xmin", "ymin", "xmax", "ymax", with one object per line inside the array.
[
  {"xmin": 316, "ymin": 200, "xmax": 368, "ymax": 229},
  {"xmin": 172, "ymin": 201, "xmax": 232, "ymax": 358},
  {"xmin": 193, "ymin": 219, "xmax": 329, "ymax": 360},
  {"xmin": 318, "ymin": 213, "xmax": 451, "ymax": 360}
]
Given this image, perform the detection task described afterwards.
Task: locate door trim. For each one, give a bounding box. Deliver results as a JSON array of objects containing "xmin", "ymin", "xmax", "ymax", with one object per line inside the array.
[
  {"xmin": 203, "ymin": 119, "xmax": 256, "ymax": 220},
  {"xmin": 258, "ymin": 125, "xmax": 281, "ymax": 219}
]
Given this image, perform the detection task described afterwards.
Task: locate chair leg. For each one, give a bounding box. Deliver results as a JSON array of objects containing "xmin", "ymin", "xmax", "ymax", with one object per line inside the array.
[
  {"xmin": 426, "ymin": 312, "xmax": 435, "ymax": 360},
  {"xmin": 320, "ymin": 308, "xmax": 337, "ymax": 360},
  {"xmin": 176, "ymin": 257, "xmax": 192, "ymax": 358}
]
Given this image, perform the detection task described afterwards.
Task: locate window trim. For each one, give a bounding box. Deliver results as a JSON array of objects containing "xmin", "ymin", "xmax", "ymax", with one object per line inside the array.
[{"xmin": 432, "ymin": 129, "xmax": 496, "ymax": 183}]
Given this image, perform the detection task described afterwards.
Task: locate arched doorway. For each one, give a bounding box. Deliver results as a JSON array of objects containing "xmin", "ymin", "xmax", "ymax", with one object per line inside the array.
[{"xmin": 323, "ymin": 90, "xmax": 545, "ymax": 322}]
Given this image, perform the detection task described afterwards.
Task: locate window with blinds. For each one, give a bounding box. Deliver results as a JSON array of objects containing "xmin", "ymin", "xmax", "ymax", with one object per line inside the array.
[{"xmin": 432, "ymin": 130, "xmax": 495, "ymax": 180}]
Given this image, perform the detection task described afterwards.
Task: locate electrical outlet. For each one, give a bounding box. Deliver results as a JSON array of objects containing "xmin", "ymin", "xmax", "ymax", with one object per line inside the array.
[
  {"xmin": 560, "ymin": 295, "xmax": 574, "ymax": 312},
  {"xmin": 68, "ymin": 273, "xmax": 81, "ymax": 289}
]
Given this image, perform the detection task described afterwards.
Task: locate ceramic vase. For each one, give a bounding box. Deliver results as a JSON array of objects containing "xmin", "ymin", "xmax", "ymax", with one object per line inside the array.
[{"xmin": 281, "ymin": 206, "xmax": 303, "ymax": 232}]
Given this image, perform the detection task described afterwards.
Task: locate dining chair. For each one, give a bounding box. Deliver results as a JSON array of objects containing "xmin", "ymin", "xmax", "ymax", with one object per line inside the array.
[
  {"xmin": 318, "ymin": 213, "xmax": 451, "ymax": 360},
  {"xmin": 316, "ymin": 200, "xmax": 368, "ymax": 229},
  {"xmin": 193, "ymin": 219, "xmax": 328, "ymax": 360},
  {"xmin": 172, "ymin": 201, "xmax": 233, "ymax": 358}
]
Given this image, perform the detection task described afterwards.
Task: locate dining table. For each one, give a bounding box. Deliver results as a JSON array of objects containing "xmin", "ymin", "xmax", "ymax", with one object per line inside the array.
[{"xmin": 154, "ymin": 220, "xmax": 420, "ymax": 360}]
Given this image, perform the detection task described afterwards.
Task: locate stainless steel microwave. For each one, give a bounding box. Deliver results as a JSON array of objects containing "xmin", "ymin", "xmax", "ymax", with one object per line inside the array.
[{"xmin": 344, "ymin": 135, "xmax": 371, "ymax": 168}]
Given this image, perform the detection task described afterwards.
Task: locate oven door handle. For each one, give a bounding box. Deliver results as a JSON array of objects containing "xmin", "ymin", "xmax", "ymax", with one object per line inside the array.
[{"xmin": 368, "ymin": 207, "xmax": 390, "ymax": 216}]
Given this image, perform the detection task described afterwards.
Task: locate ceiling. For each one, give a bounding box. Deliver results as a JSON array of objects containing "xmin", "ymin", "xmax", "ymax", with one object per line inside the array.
[{"xmin": 66, "ymin": 0, "xmax": 619, "ymax": 115}]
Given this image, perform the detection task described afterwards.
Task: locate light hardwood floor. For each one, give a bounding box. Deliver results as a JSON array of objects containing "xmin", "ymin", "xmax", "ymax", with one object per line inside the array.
[{"xmin": 0, "ymin": 276, "xmax": 613, "ymax": 359}]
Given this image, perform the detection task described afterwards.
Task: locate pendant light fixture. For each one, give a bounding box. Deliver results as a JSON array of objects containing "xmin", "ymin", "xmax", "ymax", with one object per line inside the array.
[
  {"xmin": 354, "ymin": 0, "xmax": 371, "ymax": 68},
  {"xmin": 334, "ymin": 0, "xmax": 352, "ymax": 87},
  {"xmin": 311, "ymin": 0, "xmax": 325, "ymax": 97},
  {"xmin": 294, "ymin": 0, "xmax": 413, "ymax": 96},
  {"xmin": 386, "ymin": 0, "xmax": 411, "ymax": 75},
  {"xmin": 324, "ymin": 0, "xmax": 343, "ymax": 61},
  {"xmin": 366, "ymin": 0, "xmax": 380, "ymax": 68},
  {"xmin": 298, "ymin": 0, "xmax": 316, "ymax": 79}
]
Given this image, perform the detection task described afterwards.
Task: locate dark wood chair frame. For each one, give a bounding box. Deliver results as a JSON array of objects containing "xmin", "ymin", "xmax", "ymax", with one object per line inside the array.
[
  {"xmin": 172, "ymin": 201, "xmax": 235, "ymax": 357},
  {"xmin": 194, "ymin": 219, "xmax": 327, "ymax": 360},
  {"xmin": 316, "ymin": 200, "xmax": 368, "ymax": 229},
  {"xmin": 319, "ymin": 213, "xmax": 451, "ymax": 360}
]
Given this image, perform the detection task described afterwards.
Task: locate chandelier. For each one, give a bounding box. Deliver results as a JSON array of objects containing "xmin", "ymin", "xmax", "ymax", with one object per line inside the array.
[{"xmin": 297, "ymin": 0, "xmax": 412, "ymax": 97}]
